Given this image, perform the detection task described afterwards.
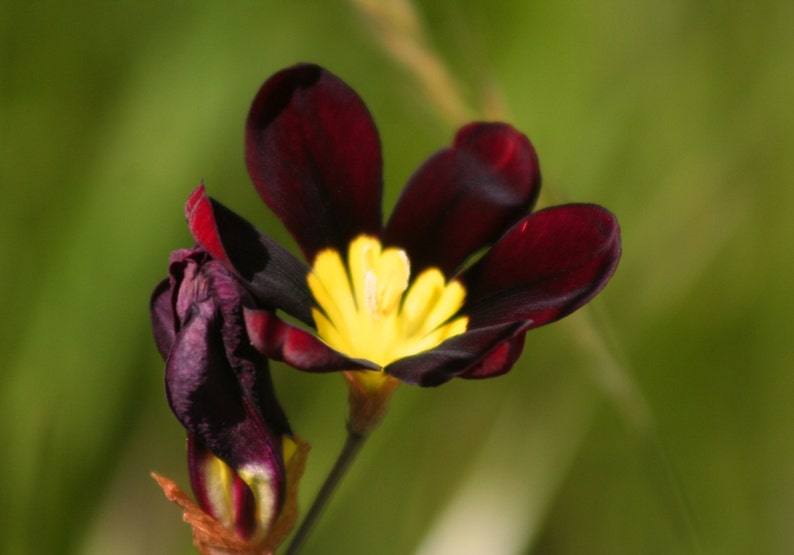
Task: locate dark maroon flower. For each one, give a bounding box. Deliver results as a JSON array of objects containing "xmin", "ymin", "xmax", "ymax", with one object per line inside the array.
[
  {"xmin": 150, "ymin": 247, "xmax": 309, "ymax": 550},
  {"xmin": 185, "ymin": 63, "xmax": 621, "ymax": 396}
]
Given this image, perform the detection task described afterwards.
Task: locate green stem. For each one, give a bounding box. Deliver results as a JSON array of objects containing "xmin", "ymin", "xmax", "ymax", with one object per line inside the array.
[{"xmin": 285, "ymin": 430, "xmax": 369, "ymax": 555}]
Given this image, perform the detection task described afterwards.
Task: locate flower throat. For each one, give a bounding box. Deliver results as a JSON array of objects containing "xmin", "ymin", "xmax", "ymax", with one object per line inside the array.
[{"xmin": 308, "ymin": 235, "xmax": 468, "ymax": 369}]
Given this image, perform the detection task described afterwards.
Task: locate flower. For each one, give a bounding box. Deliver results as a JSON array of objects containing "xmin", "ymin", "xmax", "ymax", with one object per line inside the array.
[
  {"xmin": 185, "ymin": 63, "xmax": 621, "ymax": 430},
  {"xmin": 150, "ymin": 247, "xmax": 308, "ymax": 554}
]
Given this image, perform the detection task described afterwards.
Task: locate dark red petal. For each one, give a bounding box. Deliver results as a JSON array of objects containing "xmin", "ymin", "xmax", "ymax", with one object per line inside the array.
[
  {"xmin": 244, "ymin": 308, "xmax": 378, "ymax": 373},
  {"xmin": 463, "ymin": 204, "xmax": 621, "ymax": 329},
  {"xmin": 205, "ymin": 262, "xmax": 293, "ymax": 436},
  {"xmin": 150, "ymin": 278, "xmax": 175, "ymax": 359},
  {"xmin": 458, "ymin": 331, "xmax": 527, "ymax": 380},
  {"xmin": 186, "ymin": 185, "xmax": 315, "ymax": 325},
  {"xmin": 384, "ymin": 123, "xmax": 540, "ymax": 276},
  {"xmin": 246, "ymin": 64, "xmax": 383, "ymax": 260},
  {"xmin": 385, "ymin": 321, "xmax": 531, "ymax": 386},
  {"xmin": 187, "ymin": 435, "xmax": 216, "ymax": 515}
]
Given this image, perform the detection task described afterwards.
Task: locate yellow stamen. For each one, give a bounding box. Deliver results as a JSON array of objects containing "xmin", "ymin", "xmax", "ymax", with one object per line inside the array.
[{"xmin": 308, "ymin": 235, "xmax": 468, "ymax": 370}]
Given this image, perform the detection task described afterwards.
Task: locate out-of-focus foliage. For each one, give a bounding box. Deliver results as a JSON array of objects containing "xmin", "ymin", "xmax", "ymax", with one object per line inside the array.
[{"xmin": 1, "ymin": 1, "xmax": 792, "ymax": 554}]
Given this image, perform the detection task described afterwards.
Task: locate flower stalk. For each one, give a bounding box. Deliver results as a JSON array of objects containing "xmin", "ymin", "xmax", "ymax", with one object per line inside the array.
[
  {"xmin": 286, "ymin": 373, "xmax": 396, "ymax": 553},
  {"xmin": 286, "ymin": 430, "xmax": 369, "ymax": 555}
]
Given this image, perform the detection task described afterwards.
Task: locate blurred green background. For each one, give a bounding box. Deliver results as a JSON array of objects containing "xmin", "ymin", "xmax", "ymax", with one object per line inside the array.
[{"xmin": 2, "ymin": 1, "xmax": 792, "ymax": 554}]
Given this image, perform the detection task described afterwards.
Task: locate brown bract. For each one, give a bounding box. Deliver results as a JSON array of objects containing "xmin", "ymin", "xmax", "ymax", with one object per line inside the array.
[{"xmin": 153, "ymin": 472, "xmax": 255, "ymax": 555}]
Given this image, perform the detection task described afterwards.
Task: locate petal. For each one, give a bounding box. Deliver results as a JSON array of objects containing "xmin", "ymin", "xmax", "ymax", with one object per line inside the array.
[
  {"xmin": 205, "ymin": 262, "xmax": 293, "ymax": 436},
  {"xmin": 245, "ymin": 64, "xmax": 383, "ymax": 260},
  {"xmin": 458, "ymin": 331, "xmax": 527, "ymax": 380},
  {"xmin": 150, "ymin": 277, "xmax": 175, "ymax": 359},
  {"xmin": 151, "ymin": 246, "xmax": 210, "ymax": 360},
  {"xmin": 186, "ymin": 185, "xmax": 315, "ymax": 325},
  {"xmin": 186, "ymin": 436, "xmax": 218, "ymax": 519},
  {"xmin": 244, "ymin": 308, "xmax": 379, "ymax": 373},
  {"xmin": 384, "ymin": 123, "xmax": 540, "ymax": 276},
  {"xmin": 385, "ymin": 321, "xmax": 531, "ymax": 386},
  {"xmin": 463, "ymin": 204, "xmax": 621, "ymax": 329}
]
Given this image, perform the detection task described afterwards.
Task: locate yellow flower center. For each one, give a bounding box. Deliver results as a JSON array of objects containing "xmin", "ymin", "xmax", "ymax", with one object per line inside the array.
[{"xmin": 308, "ymin": 235, "xmax": 468, "ymax": 375}]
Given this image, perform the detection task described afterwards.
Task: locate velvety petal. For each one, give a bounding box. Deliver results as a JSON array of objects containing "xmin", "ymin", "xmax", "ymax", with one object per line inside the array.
[
  {"xmin": 384, "ymin": 123, "xmax": 540, "ymax": 276},
  {"xmin": 205, "ymin": 262, "xmax": 293, "ymax": 436},
  {"xmin": 245, "ymin": 63, "xmax": 383, "ymax": 260},
  {"xmin": 150, "ymin": 277, "xmax": 175, "ymax": 359},
  {"xmin": 160, "ymin": 247, "xmax": 293, "ymax": 435},
  {"xmin": 186, "ymin": 185, "xmax": 314, "ymax": 325},
  {"xmin": 186, "ymin": 436, "xmax": 217, "ymax": 519},
  {"xmin": 385, "ymin": 321, "xmax": 531, "ymax": 386},
  {"xmin": 458, "ymin": 330, "xmax": 528, "ymax": 380},
  {"xmin": 244, "ymin": 308, "xmax": 378, "ymax": 373},
  {"xmin": 151, "ymin": 247, "xmax": 210, "ymax": 360},
  {"xmin": 463, "ymin": 204, "xmax": 621, "ymax": 329},
  {"xmin": 165, "ymin": 298, "xmax": 285, "ymax": 532}
]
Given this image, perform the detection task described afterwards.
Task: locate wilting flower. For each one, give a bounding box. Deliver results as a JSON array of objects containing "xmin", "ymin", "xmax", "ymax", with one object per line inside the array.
[
  {"xmin": 150, "ymin": 247, "xmax": 308, "ymax": 554},
  {"xmin": 185, "ymin": 63, "xmax": 621, "ymax": 432}
]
